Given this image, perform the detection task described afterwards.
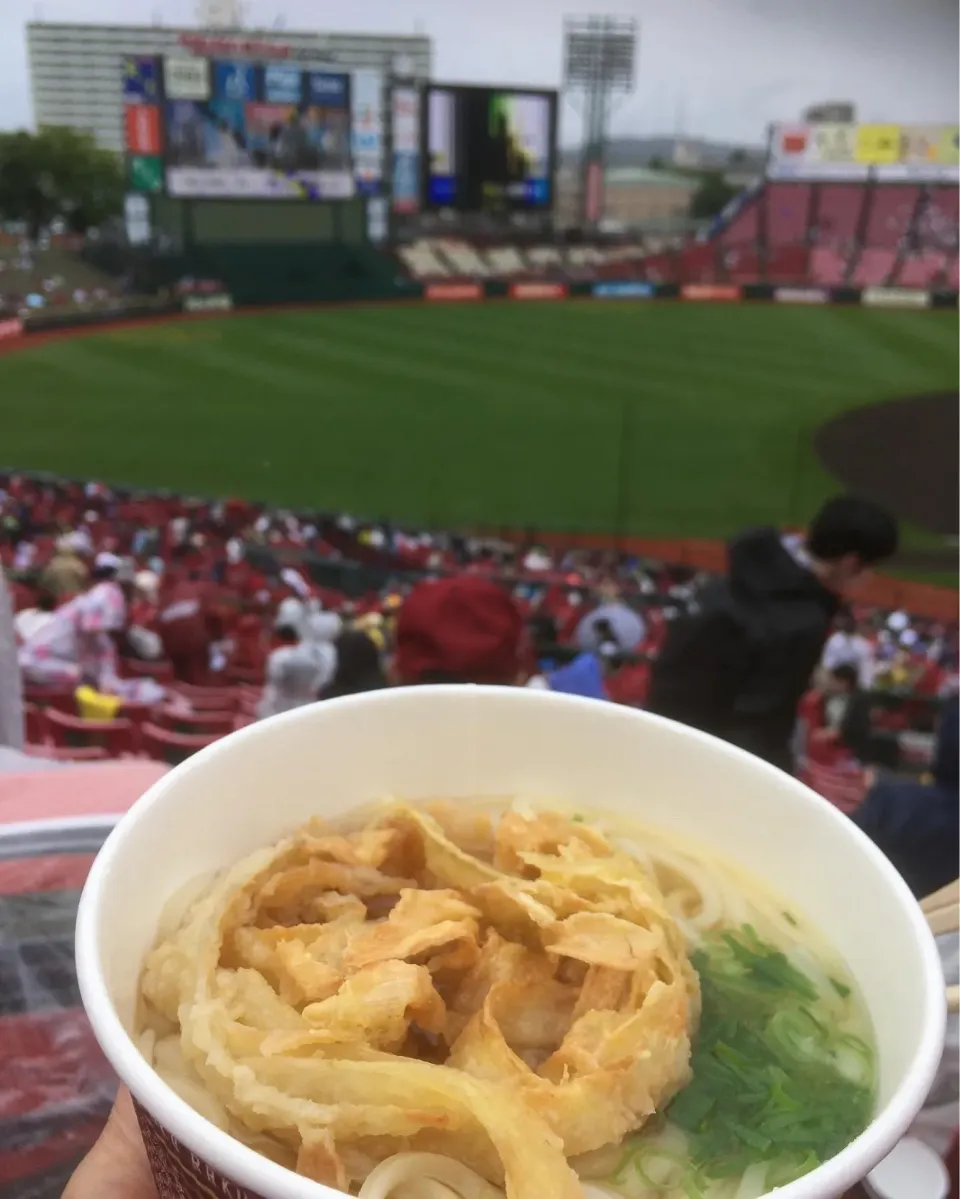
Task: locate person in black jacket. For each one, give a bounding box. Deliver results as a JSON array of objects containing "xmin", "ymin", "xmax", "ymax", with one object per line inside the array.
[
  {"xmin": 647, "ymin": 496, "xmax": 899, "ymax": 771},
  {"xmin": 853, "ymin": 696, "xmax": 958, "ymax": 898}
]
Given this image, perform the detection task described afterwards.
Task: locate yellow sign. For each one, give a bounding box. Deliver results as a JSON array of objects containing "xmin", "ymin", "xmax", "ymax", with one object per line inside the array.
[
  {"xmin": 854, "ymin": 124, "xmax": 901, "ymax": 165},
  {"xmin": 938, "ymin": 125, "xmax": 959, "ymax": 165}
]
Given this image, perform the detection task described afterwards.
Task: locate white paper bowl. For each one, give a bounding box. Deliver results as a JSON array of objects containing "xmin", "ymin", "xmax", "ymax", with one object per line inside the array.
[{"xmin": 76, "ymin": 686, "xmax": 946, "ymax": 1199}]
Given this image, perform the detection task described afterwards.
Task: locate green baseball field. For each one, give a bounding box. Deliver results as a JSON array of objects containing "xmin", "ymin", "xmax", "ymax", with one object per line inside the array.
[{"xmin": 2, "ymin": 301, "xmax": 957, "ymax": 559}]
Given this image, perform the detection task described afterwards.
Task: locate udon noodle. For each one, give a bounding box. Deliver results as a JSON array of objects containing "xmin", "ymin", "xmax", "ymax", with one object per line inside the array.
[{"xmin": 137, "ymin": 801, "xmax": 875, "ymax": 1199}]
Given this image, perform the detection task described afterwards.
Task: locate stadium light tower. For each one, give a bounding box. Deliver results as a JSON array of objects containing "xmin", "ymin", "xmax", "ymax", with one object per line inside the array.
[{"xmin": 563, "ymin": 15, "xmax": 637, "ymax": 228}]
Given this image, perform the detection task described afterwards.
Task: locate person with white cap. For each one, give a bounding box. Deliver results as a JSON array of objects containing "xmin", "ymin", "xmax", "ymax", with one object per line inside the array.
[
  {"xmin": 258, "ymin": 600, "xmax": 341, "ymax": 720},
  {"xmin": 274, "ymin": 595, "xmax": 306, "ymax": 638}
]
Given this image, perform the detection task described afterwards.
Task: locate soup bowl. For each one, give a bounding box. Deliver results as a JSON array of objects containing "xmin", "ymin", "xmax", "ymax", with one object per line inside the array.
[{"xmin": 76, "ymin": 686, "xmax": 946, "ymax": 1199}]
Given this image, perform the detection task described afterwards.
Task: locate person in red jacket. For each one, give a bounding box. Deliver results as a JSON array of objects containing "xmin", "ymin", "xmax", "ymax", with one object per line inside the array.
[
  {"xmin": 156, "ymin": 559, "xmax": 220, "ymax": 685},
  {"xmin": 393, "ymin": 576, "xmax": 527, "ymax": 685}
]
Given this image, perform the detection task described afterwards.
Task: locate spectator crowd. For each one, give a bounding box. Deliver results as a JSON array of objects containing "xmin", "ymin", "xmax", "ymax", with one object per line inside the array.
[{"xmin": 0, "ymin": 471, "xmax": 956, "ymax": 894}]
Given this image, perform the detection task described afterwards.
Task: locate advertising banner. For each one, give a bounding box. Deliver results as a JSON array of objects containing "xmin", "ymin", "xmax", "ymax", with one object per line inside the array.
[
  {"xmin": 125, "ymin": 106, "xmax": 162, "ymax": 156},
  {"xmin": 425, "ymin": 283, "xmax": 483, "ymax": 302},
  {"xmin": 212, "ymin": 60, "xmax": 257, "ymax": 103},
  {"xmin": 854, "ymin": 124, "xmax": 901, "ymax": 165},
  {"xmin": 862, "ymin": 287, "xmax": 931, "ymax": 309},
  {"xmin": 128, "ymin": 155, "xmax": 164, "ymax": 194},
  {"xmin": 163, "ymin": 58, "xmax": 210, "ymax": 101},
  {"xmin": 122, "ymin": 57, "xmax": 159, "ymax": 103},
  {"xmin": 124, "ymin": 194, "xmax": 151, "ymax": 245},
  {"xmin": 307, "ymin": 71, "xmax": 349, "ymax": 107},
  {"xmin": 393, "ymin": 153, "xmax": 419, "ymax": 212},
  {"xmin": 183, "ymin": 294, "xmax": 234, "ymax": 312},
  {"xmin": 806, "ymin": 123, "xmax": 857, "ymax": 168},
  {"xmin": 593, "ymin": 282, "xmax": 655, "ymax": 299},
  {"xmin": 263, "ymin": 64, "xmax": 303, "ymax": 104},
  {"xmin": 509, "ymin": 282, "xmax": 567, "ymax": 300},
  {"xmin": 681, "ymin": 284, "xmax": 740, "ymax": 302},
  {"xmin": 774, "ymin": 287, "xmax": 828, "ymax": 304},
  {"xmin": 769, "ymin": 122, "xmax": 959, "ymax": 181},
  {"xmin": 392, "ymin": 88, "xmax": 420, "ymax": 213},
  {"xmin": 166, "ymin": 167, "xmax": 354, "ymax": 199},
  {"xmin": 351, "ymin": 70, "xmax": 383, "ymax": 194},
  {"xmin": 366, "ymin": 197, "xmax": 388, "ymax": 243},
  {"xmin": 0, "ymin": 318, "xmax": 23, "ymax": 340}
]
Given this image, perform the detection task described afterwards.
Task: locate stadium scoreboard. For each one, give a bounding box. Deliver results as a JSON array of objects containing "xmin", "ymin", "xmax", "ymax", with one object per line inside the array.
[
  {"xmin": 768, "ymin": 121, "xmax": 959, "ymax": 181},
  {"xmin": 125, "ymin": 57, "xmax": 558, "ymax": 216},
  {"xmin": 421, "ymin": 84, "xmax": 558, "ymax": 211},
  {"xmin": 123, "ymin": 54, "xmax": 383, "ymax": 200}
]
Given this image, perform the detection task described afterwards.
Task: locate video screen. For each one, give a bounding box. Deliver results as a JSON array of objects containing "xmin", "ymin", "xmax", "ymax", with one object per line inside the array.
[
  {"xmin": 152, "ymin": 59, "xmax": 361, "ymax": 199},
  {"xmin": 422, "ymin": 84, "xmax": 557, "ymax": 211},
  {"xmin": 244, "ymin": 103, "xmax": 351, "ymax": 172}
]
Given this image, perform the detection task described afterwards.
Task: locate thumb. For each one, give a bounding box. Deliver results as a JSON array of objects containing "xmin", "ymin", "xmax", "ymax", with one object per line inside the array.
[{"xmin": 64, "ymin": 1088, "xmax": 158, "ymax": 1199}]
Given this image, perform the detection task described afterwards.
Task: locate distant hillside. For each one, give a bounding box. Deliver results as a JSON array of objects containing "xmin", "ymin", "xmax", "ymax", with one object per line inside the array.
[{"xmin": 560, "ymin": 136, "xmax": 766, "ymax": 171}]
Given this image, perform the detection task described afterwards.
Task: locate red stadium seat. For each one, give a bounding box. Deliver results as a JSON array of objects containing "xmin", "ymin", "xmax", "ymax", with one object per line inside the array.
[
  {"xmin": 23, "ymin": 704, "xmax": 48, "ymax": 746},
  {"xmin": 171, "ymin": 683, "xmax": 239, "ymax": 712},
  {"xmin": 118, "ymin": 700, "xmax": 161, "ymax": 724},
  {"xmin": 225, "ymin": 664, "xmax": 263, "ymax": 685},
  {"xmin": 140, "ymin": 722, "xmax": 222, "ymax": 765},
  {"xmin": 23, "ymin": 685, "xmax": 78, "ymax": 714},
  {"xmin": 765, "ymin": 182, "xmax": 813, "ymax": 249},
  {"xmin": 45, "ymin": 708, "xmax": 140, "ymax": 757},
  {"xmin": 851, "ymin": 247, "xmax": 897, "ymax": 287},
  {"xmin": 125, "ymin": 658, "xmax": 175, "ymax": 682},
  {"xmin": 810, "ymin": 246, "xmax": 849, "ymax": 286},
  {"xmin": 718, "ymin": 192, "xmax": 760, "ymax": 253},
  {"xmin": 898, "ymin": 252, "xmax": 948, "ymax": 288},
  {"xmin": 862, "ymin": 184, "xmax": 919, "ymax": 249},
  {"xmin": 816, "ymin": 182, "xmax": 866, "ymax": 246},
  {"xmin": 763, "ymin": 244, "xmax": 808, "ymax": 283},
  {"xmin": 155, "ymin": 707, "xmax": 238, "ymax": 736}
]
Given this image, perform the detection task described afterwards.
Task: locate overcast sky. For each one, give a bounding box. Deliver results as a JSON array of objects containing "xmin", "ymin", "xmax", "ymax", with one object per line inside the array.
[{"xmin": 1, "ymin": 0, "xmax": 957, "ymax": 145}]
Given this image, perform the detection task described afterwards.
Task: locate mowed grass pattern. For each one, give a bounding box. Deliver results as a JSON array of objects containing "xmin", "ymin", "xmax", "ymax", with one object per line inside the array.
[{"xmin": 1, "ymin": 302, "xmax": 956, "ymax": 538}]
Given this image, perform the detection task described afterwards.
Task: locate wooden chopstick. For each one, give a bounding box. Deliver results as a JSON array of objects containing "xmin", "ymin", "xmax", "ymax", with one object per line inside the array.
[
  {"xmin": 920, "ymin": 885, "xmax": 960, "ymax": 1013},
  {"xmin": 926, "ymin": 906, "xmax": 960, "ymax": 936},
  {"xmin": 920, "ymin": 879, "xmax": 959, "ymax": 935},
  {"xmin": 920, "ymin": 879, "xmax": 960, "ymax": 916}
]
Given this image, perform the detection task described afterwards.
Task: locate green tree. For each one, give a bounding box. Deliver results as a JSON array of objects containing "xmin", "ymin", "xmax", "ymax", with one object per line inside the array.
[
  {"xmin": 689, "ymin": 170, "xmax": 739, "ymax": 220},
  {"xmin": 0, "ymin": 126, "xmax": 124, "ymax": 237},
  {"xmin": 648, "ymin": 154, "xmax": 667, "ymax": 170}
]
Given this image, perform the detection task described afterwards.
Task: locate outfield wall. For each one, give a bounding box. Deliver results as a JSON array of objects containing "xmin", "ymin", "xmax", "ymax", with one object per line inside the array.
[
  {"xmin": 5, "ymin": 275, "xmax": 957, "ymax": 338},
  {"xmin": 416, "ymin": 278, "xmax": 958, "ymax": 309}
]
